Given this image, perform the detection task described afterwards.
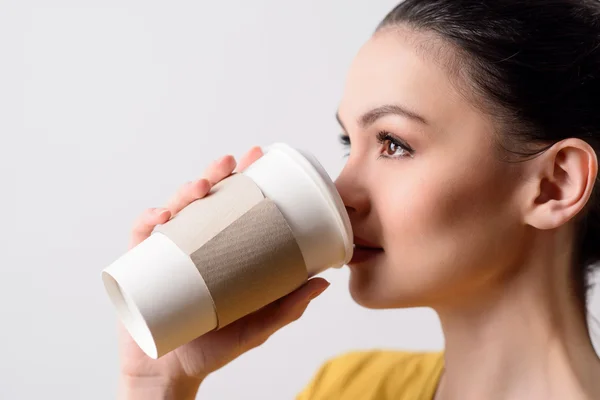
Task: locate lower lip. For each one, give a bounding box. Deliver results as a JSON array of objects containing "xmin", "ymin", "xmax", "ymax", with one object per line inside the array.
[{"xmin": 349, "ymin": 246, "xmax": 384, "ymax": 264}]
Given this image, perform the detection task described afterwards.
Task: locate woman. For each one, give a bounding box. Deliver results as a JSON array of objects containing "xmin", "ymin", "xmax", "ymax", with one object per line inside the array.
[{"xmin": 118, "ymin": 1, "xmax": 600, "ymax": 399}]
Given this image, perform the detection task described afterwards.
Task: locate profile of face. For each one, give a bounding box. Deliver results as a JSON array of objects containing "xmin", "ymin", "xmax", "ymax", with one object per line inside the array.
[{"xmin": 335, "ymin": 28, "xmax": 534, "ymax": 309}]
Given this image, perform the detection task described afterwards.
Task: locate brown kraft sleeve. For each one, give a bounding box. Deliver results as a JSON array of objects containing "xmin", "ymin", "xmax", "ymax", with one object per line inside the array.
[{"xmin": 190, "ymin": 198, "xmax": 308, "ymax": 328}]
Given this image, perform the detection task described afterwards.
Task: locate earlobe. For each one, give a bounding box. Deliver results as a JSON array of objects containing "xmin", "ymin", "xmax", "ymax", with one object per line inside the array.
[{"xmin": 524, "ymin": 139, "xmax": 598, "ymax": 231}]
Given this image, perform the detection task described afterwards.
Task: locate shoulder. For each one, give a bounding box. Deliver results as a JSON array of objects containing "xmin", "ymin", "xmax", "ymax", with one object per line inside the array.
[
  {"xmin": 297, "ymin": 350, "xmax": 444, "ymax": 400},
  {"xmin": 322, "ymin": 350, "xmax": 443, "ymax": 373}
]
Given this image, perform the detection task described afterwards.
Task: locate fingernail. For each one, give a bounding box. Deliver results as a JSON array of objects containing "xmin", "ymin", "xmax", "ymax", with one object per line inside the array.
[
  {"xmin": 155, "ymin": 208, "xmax": 169, "ymax": 216},
  {"xmin": 308, "ymin": 284, "xmax": 330, "ymax": 301}
]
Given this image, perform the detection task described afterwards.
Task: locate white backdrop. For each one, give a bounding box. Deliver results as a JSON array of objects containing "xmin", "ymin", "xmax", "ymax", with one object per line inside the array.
[{"xmin": 0, "ymin": 1, "xmax": 597, "ymax": 399}]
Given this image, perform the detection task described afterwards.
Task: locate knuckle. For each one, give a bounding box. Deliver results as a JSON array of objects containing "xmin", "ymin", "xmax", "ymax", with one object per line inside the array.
[
  {"xmin": 246, "ymin": 333, "xmax": 269, "ymax": 349},
  {"xmin": 179, "ymin": 181, "xmax": 193, "ymax": 193},
  {"xmin": 131, "ymin": 221, "xmax": 148, "ymax": 234},
  {"xmin": 289, "ymin": 304, "xmax": 307, "ymax": 322},
  {"xmin": 134, "ymin": 209, "xmax": 153, "ymax": 226},
  {"xmin": 204, "ymin": 160, "xmax": 218, "ymax": 172}
]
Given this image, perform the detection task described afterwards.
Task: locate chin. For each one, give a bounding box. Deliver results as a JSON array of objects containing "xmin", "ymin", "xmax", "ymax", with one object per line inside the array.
[
  {"xmin": 348, "ymin": 268, "xmax": 399, "ymax": 309},
  {"xmin": 347, "ymin": 264, "xmax": 433, "ymax": 310}
]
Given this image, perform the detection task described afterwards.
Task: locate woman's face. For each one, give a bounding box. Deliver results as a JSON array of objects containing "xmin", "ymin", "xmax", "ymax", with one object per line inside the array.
[{"xmin": 336, "ymin": 28, "xmax": 528, "ymax": 309}]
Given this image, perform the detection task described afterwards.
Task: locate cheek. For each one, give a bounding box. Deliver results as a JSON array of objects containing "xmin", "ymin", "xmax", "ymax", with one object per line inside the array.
[
  {"xmin": 378, "ymin": 161, "xmax": 483, "ymax": 244},
  {"xmin": 379, "ymin": 171, "xmax": 466, "ymax": 259},
  {"xmin": 375, "ymin": 157, "xmax": 521, "ymax": 295}
]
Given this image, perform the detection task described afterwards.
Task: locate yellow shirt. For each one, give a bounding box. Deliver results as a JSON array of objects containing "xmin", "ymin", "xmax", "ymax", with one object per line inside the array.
[{"xmin": 297, "ymin": 351, "xmax": 444, "ymax": 400}]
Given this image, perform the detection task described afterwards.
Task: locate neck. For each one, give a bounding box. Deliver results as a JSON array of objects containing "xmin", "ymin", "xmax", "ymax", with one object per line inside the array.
[{"xmin": 433, "ymin": 233, "xmax": 600, "ymax": 400}]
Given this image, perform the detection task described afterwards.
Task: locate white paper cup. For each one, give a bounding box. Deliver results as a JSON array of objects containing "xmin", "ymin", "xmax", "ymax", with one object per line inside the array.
[
  {"xmin": 244, "ymin": 143, "xmax": 354, "ymax": 274},
  {"xmin": 102, "ymin": 143, "xmax": 353, "ymax": 358}
]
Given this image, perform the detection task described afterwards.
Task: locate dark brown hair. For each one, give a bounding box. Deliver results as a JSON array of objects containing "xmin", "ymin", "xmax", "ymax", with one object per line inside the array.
[{"xmin": 379, "ymin": 0, "xmax": 600, "ymax": 314}]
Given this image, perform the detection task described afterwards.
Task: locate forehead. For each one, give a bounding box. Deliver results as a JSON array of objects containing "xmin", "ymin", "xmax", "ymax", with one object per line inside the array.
[{"xmin": 339, "ymin": 28, "xmax": 474, "ymax": 130}]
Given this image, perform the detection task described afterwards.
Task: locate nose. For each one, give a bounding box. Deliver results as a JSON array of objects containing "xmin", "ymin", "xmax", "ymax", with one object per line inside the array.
[{"xmin": 335, "ymin": 162, "xmax": 370, "ymax": 217}]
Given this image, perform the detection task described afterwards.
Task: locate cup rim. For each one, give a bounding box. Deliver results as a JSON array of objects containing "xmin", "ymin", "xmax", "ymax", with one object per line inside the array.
[{"xmin": 265, "ymin": 143, "xmax": 354, "ymax": 265}]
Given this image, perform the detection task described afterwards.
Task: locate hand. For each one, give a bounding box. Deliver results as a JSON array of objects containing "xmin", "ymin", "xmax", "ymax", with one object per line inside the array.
[{"xmin": 118, "ymin": 146, "xmax": 330, "ymax": 398}]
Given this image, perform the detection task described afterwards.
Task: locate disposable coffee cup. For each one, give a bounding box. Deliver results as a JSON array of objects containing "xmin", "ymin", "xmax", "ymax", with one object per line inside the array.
[{"xmin": 102, "ymin": 143, "xmax": 353, "ymax": 359}]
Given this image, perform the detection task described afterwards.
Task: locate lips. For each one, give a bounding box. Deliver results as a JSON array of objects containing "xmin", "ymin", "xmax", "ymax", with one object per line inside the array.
[
  {"xmin": 353, "ymin": 236, "xmax": 382, "ymax": 249},
  {"xmin": 350, "ymin": 236, "xmax": 384, "ymax": 264}
]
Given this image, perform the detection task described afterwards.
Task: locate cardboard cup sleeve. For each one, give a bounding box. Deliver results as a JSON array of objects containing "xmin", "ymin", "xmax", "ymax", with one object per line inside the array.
[
  {"xmin": 190, "ymin": 198, "xmax": 308, "ymax": 328},
  {"xmin": 102, "ymin": 143, "xmax": 354, "ymax": 359},
  {"xmin": 103, "ymin": 174, "xmax": 308, "ymax": 358}
]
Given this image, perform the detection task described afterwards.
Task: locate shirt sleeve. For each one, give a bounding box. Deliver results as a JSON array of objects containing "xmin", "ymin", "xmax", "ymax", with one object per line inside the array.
[
  {"xmin": 295, "ymin": 352, "xmax": 383, "ymax": 399},
  {"xmin": 296, "ymin": 351, "xmax": 444, "ymax": 400},
  {"xmin": 296, "ymin": 358, "xmax": 334, "ymax": 400}
]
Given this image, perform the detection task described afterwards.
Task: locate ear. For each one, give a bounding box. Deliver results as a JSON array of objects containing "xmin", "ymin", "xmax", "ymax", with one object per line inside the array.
[{"xmin": 523, "ymin": 139, "xmax": 598, "ymax": 230}]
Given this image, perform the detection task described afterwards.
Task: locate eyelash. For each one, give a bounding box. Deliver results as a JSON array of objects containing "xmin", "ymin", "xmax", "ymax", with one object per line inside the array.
[{"xmin": 339, "ymin": 131, "xmax": 415, "ymax": 159}]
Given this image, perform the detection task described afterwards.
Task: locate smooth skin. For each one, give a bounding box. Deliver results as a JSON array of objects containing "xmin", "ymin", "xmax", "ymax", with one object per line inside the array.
[
  {"xmin": 335, "ymin": 28, "xmax": 600, "ymax": 400},
  {"xmin": 119, "ymin": 27, "xmax": 600, "ymax": 400},
  {"xmin": 119, "ymin": 147, "xmax": 329, "ymax": 400}
]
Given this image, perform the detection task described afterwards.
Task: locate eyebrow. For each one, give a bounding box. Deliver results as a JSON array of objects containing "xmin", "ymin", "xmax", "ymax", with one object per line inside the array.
[{"xmin": 336, "ymin": 104, "xmax": 428, "ymax": 131}]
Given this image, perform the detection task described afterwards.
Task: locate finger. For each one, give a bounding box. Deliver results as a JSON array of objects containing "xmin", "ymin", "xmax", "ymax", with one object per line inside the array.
[
  {"xmin": 165, "ymin": 179, "xmax": 211, "ymax": 216},
  {"xmin": 234, "ymin": 278, "xmax": 330, "ymax": 349},
  {"xmin": 235, "ymin": 146, "xmax": 264, "ymax": 172},
  {"xmin": 129, "ymin": 207, "xmax": 172, "ymax": 248},
  {"xmin": 204, "ymin": 155, "xmax": 237, "ymax": 185}
]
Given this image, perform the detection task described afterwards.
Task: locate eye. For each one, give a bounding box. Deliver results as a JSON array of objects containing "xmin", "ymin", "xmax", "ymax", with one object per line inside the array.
[
  {"xmin": 339, "ymin": 133, "xmax": 351, "ymax": 157},
  {"xmin": 383, "ymin": 139, "xmax": 406, "ymax": 157},
  {"xmin": 339, "ymin": 133, "xmax": 351, "ymax": 146},
  {"xmin": 377, "ymin": 131, "xmax": 414, "ymax": 159}
]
